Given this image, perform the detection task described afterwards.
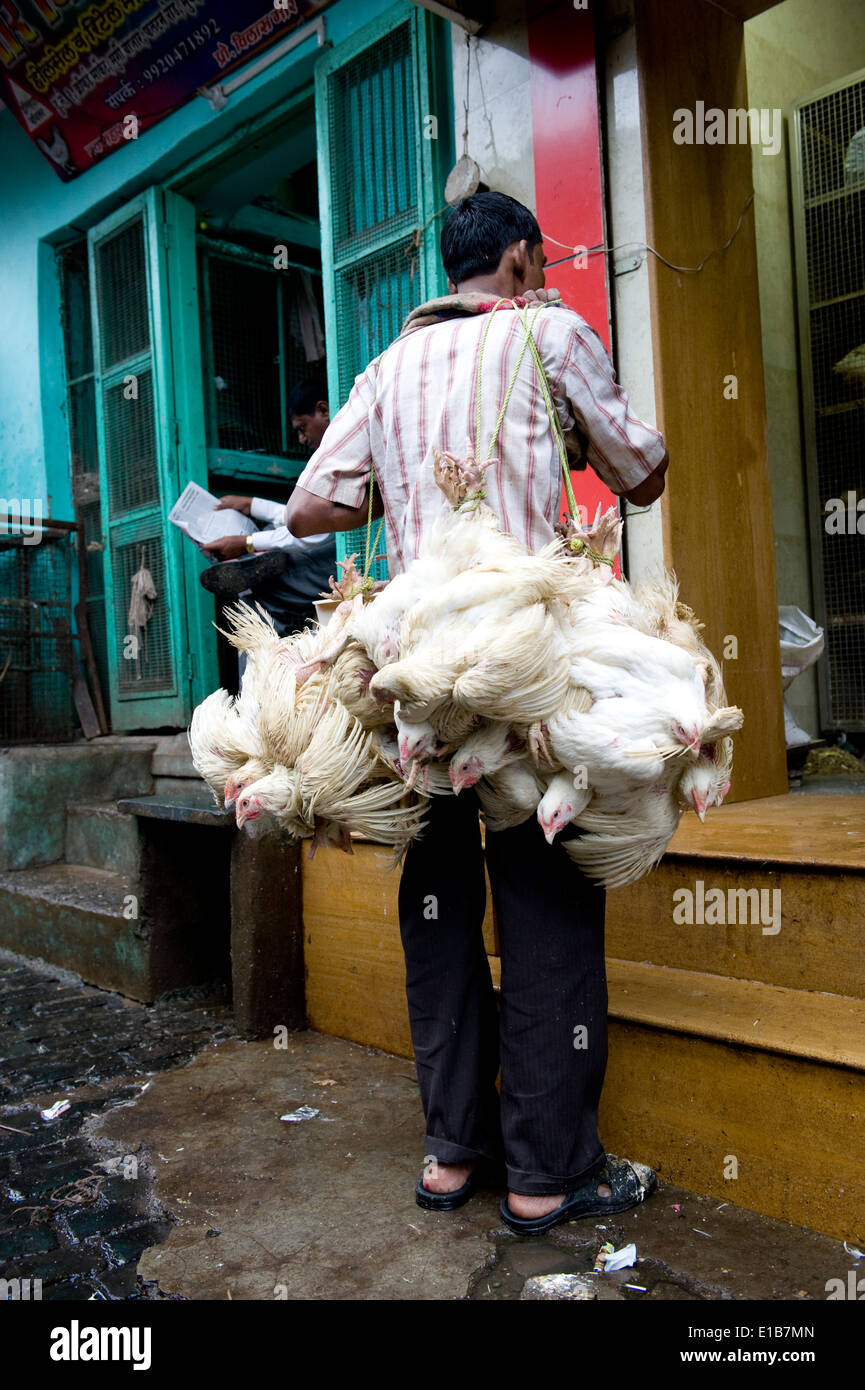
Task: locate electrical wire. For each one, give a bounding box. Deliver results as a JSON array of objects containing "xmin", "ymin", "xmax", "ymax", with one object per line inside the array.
[
  {"xmin": 543, "ymin": 191, "xmax": 756, "ymax": 274},
  {"xmin": 461, "ymin": 30, "xmax": 471, "ymax": 158}
]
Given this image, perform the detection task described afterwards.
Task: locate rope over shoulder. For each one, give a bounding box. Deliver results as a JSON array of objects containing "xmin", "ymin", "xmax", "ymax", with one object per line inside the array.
[{"xmin": 472, "ymin": 298, "xmax": 580, "ymax": 522}]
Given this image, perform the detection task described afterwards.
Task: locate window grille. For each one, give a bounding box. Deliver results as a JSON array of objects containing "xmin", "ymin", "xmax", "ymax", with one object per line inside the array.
[{"xmin": 317, "ymin": 7, "xmax": 452, "ymax": 584}]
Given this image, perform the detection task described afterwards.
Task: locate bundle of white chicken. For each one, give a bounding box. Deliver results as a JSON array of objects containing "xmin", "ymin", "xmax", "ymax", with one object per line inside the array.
[
  {"xmin": 187, "ymin": 595, "xmax": 430, "ymax": 857},
  {"xmin": 189, "ymin": 443, "xmax": 742, "ymax": 887}
]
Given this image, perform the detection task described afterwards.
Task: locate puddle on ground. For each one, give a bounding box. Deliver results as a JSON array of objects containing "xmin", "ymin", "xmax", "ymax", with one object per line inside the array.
[{"xmin": 468, "ymin": 1236, "xmax": 715, "ymax": 1301}]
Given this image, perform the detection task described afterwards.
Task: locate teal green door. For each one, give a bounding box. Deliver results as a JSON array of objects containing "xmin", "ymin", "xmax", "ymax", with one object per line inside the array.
[
  {"xmin": 88, "ymin": 187, "xmax": 216, "ymax": 730},
  {"xmin": 315, "ymin": 0, "xmax": 453, "ymax": 576}
]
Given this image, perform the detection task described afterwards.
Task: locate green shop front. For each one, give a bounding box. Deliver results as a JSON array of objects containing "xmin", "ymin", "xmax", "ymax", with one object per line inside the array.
[{"xmin": 1, "ymin": 0, "xmax": 454, "ymax": 736}]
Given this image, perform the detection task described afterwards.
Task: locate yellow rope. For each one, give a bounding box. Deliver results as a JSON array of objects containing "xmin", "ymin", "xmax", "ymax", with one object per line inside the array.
[
  {"xmin": 566, "ymin": 535, "xmax": 615, "ymax": 567},
  {"xmin": 472, "ymin": 299, "xmax": 580, "ymax": 520},
  {"xmin": 515, "ymin": 301, "xmax": 579, "ymax": 519}
]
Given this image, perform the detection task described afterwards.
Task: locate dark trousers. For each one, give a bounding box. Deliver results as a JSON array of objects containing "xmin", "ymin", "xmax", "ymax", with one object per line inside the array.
[{"xmin": 398, "ymin": 789, "xmax": 609, "ymax": 1195}]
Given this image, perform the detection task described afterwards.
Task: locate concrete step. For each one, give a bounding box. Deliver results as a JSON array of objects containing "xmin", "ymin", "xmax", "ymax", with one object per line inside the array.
[
  {"xmin": 0, "ymin": 851, "xmax": 231, "ymax": 1004},
  {"xmin": 150, "ymin": 734, "xmax": 199, "ymax": 781},
  {"xmin": 604, "ymin": 957, "xmax": 865, "ymax": 1071},
  {"xmin": 0, "ymin": 863, "xmax": 143, "ymax": 998},
  {"xmin": 65, "ymin": 801, "xmax": 140, "ymax": 876},
  {"xmin": 152, "ymin": 775, "xmax": 206, "ymax": 798},
  {"xmin": 0, "ymin": 742, "xmax": 155, "ymax": 874}
]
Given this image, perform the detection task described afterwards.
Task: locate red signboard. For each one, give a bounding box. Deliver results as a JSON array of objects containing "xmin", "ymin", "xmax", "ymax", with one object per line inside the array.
[{"xmin": 0, "ymin": 0, "xmax": 329, "ymax": 180}]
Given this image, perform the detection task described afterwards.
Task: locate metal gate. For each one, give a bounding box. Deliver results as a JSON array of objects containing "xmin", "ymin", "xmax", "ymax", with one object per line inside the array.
[{"xmin": 87, "ymin": 187, "xmax": 216, "ymax": 729}]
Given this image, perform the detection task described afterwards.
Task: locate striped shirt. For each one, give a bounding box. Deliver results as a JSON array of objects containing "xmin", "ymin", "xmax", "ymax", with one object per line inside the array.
[{"xmin": 293, "ymin": 300, "xmax": 666, "ymax": 574}]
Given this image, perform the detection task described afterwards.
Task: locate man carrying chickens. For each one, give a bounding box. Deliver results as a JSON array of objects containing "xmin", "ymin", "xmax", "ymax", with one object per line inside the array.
[{"xmin": 285, "ymin": 191, "xmax": 669, "ymax": 1236}]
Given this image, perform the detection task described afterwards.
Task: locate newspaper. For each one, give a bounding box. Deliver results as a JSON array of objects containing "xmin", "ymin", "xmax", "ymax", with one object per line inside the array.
[{"xmin": 168, "ymin": 482, "xmax": 256, "ymax": 553}]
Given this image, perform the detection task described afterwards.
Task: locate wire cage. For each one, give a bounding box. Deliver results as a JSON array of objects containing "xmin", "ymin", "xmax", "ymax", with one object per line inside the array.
[
  {"xmin": 792, "ymin": 69, "xmax": 865, "ymax": 730},
  {"xmin": 336, "ymin": 521, "xmax": 389, "ymax": 585},
  {"xmin": 0, "ymin": 522, "xmax": 76, "ymax": 743}
]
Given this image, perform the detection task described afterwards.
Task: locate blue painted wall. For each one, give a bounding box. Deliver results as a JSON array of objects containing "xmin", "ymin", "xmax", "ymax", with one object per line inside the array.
[{"xmin": 0, "ymin": 0, "xmax": 400, "ymax": 518}]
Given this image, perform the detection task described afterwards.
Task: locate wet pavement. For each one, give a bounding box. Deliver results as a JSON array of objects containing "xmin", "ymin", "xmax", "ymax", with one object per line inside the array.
[
  {"xmin": 0, "ymin": 949, "xmax": 236, "ymax": 1299},
  {"xmin": 0, "ymin": 947, "xmax": 859, "ymax": 1301}
]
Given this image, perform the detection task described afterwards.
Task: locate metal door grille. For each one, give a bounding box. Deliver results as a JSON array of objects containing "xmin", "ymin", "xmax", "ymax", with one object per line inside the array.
[
  {"xmin": 104, "ymin": 369, "xmax": 159, "ymax": 517},
  {"xmin": 334, "ymin": 237, "xmax": 418, "ymax": 398},
  {"xmin": 94, "ymin": 219, "xmax": 150, "ymax": 368},
  {"xmin": 207, "ymin": 254, "xmax": 283, "ymax": 455},
  {"xmin": 59, "ymin": 240, "xmax": 109, "ymax": 715},
  {"xmin": 792, "ymin": 70, "xmax": 865, "ymax": 728},
  {"xmin": 112, "ymin": 535, "xmax": 173, "ymax": 694}
]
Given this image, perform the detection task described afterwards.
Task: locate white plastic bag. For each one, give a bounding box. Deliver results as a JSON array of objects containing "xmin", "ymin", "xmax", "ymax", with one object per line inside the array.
[{"xmin": 779, "ymin": 606, "xmax": 824, "ymax": 747}]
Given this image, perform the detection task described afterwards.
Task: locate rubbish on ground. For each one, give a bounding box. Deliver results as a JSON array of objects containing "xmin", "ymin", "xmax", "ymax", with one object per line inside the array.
[
  {"xmin": 593, "ymin": 1241, "xmax": 615, "ymax": 1271},
  {"xmin": 0, "ymin": 1122, "xmax": 30, "ymax": 1135},
  {"xmin": 693, "ymin": 1228, "xmax": 713, "ymax": 1237},
  {"xmin": 280, "ymin": 1105, "xmax": 320, "ymax": 1122},
  {"xmin": 521, "ymin": 1274, "xmax": 597, "ymax": 1301},
  {"xmin": 716, "ymin": 1203, "xmax": 729, "ymax": 1211},
  {"xmin": 803, "ymin": 746, "xmax": 865, "ymax": 780},
  {"xmin": 624, "ymin": 1284, "xmax": 647, "ymax": 1292},
  {"xmin": 844, "ymin": 1241, "xmax": 864, "ymax": 1260},
  {"xmin": 312, "ymin": 1078, "xmax": 337, "ymax": 1086},
  {"xmin": 40, "ymin": 1099, "xmax": 70, "ymax": 1121},
  {"xmin": 604, "ymin": 1243, "xmax": 637, "ymax": 1272},
  {"xmin": 671, "ymin": 1203, "xmax": 682, "ymax": 1214}
]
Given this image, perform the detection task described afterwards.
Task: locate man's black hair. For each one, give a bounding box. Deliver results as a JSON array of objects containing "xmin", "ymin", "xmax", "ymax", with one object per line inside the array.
[
  {"xmin": 440, "ymin": 191, "xmax": 543, "ymax": 287},
  {"xmin": 288, "ymin": 378, "xmax": 328, "ymax": 417}
]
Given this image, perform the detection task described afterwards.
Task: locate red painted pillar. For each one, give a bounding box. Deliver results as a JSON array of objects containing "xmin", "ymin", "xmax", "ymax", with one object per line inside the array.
[{"xmin": 528, "ymin": 0, "xmax": 618, "ymax": 533}]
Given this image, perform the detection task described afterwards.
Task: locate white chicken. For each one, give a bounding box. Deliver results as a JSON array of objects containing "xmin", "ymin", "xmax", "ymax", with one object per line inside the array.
[
  {"xmin": 536, "ymin": 770, "xmax": 593, "ymax": 844},
  {"xmin": 188, "ymin": 449, "xmax": 742, "ymax": 880},
  {"xmin": 563, "ymin": 781, "xmax": 685, "ymax": 889},
  {"xmin": 475, "ymin": 758, "xmax": 548, "ymax": 832},
  {"xmin": 187, "ymin": 688, "xmax": 258, "ymax": 803}
]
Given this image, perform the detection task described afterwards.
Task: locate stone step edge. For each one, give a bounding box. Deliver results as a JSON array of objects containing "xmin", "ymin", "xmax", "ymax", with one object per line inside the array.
[
  {"xmin": 0, "ymin": 864, "xmax": 133, "ymax": 918},
  {"xmin": 66, "ymin": 800, "xmax": 135, "ymax": 818}
]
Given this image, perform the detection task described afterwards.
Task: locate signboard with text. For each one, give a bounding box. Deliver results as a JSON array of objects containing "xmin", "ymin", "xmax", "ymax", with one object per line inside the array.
[{"xmin": 0, "ymin": 0, "xmax": 330, "ymax": 180}]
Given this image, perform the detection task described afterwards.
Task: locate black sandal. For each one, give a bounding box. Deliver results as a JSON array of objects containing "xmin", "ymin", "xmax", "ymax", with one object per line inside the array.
[
  {"xmin": 499, "ymin": 1155, "xmax": 656, "ymax": 1236},
  {"xmin": 415, "ymin": 1158, "xmax": 506, "ymax": 1212}
]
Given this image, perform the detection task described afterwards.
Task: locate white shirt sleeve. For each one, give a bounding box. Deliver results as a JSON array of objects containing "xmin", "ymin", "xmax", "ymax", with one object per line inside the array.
[
  {"xmin": 250, "ymin": 497, "xmax": 286, "ymax": 527},
  {"xmin": 249, "ymin": 520, "xmax": 333, "ymax": 552}
]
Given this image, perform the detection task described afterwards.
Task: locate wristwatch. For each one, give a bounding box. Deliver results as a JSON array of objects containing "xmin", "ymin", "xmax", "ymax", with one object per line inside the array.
[{"xmin": 245, "ymin": 534, "xmax": 256, "ymax": 554}]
